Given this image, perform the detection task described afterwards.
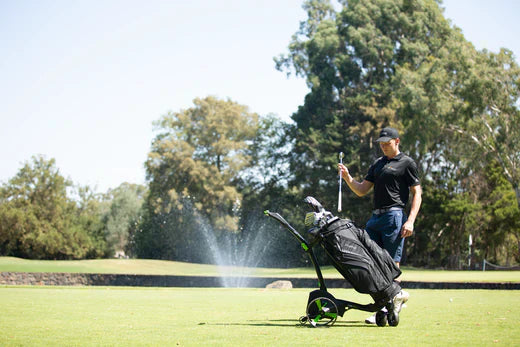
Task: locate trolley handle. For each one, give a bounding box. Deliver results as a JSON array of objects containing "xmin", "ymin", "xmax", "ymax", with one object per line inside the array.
[
  {"xmin": 263, "ymin": 210, "xmax": 289, "ymax": 226},
  {"xmin": 264, "ymin": 209, "xmax": 327, "ymax": 291},
  {"xmin": 264, "ymin": 210, "xmax": 310, "ymax": 249}
]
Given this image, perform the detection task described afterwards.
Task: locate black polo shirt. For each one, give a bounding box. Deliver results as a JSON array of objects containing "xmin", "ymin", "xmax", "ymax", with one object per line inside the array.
[{"xmin": 365, "ymin": 152, "xmax": 420, "ymax": 210}]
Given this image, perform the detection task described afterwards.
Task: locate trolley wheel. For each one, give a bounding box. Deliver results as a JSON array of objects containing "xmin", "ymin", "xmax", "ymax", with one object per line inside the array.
[
  {"xmin": 306, "ymin": 297, "xmax": 338, "ymax": 327},
  {"xmin": 387, "ymin": 310, "xmax": 399, "ymax": 327},
  {"xmin": 375, "ymin": 310, "xmax": 388, "ymax": 327}
]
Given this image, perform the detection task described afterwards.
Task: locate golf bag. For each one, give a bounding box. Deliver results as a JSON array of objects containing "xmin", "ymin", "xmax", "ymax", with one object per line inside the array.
[{"xmin": 304, "ymin": 196, "xmax": 401, "ymax": 307}]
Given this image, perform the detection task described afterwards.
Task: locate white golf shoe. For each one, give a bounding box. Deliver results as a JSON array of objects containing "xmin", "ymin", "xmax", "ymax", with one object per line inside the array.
[
  {"xmin": 365, "ymin": 290, "xmax": 409, "ymax": 324},
  {"xmin": 365, "ymin": 307, "xmax": 387, "ymax": 324},
  {"xmin": 393, "ymin": 290, "xmax": 410, "ymax": 313},
  {"xmin": 365, "ymin": 313, "xmax": 377, "ymax": 324}
]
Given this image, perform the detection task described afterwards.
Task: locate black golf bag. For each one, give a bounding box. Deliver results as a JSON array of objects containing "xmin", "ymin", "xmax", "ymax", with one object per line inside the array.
[{"xmin": 307, "ymin": 213, "xmax": 402, "ymax": 306}]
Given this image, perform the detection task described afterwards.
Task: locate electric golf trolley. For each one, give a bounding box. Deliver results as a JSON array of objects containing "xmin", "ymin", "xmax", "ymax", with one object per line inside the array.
[{"xmin": 264, "ymin": 196, "xmax": 403, "ymax": 327}]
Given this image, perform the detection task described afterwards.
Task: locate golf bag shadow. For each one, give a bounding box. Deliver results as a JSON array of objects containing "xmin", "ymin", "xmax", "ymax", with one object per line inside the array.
[{"xmin": 264, "ymin": 196, "xmax": 402, "ymax": 327}]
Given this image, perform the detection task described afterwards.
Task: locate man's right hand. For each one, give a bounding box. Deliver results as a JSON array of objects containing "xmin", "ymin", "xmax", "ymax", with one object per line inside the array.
[
  {"xmin": 338, "ymin": 164, "xmax": 374, "ymax": 197},
  {"xmin": 338, "ymin": 163, "xmax": 349, "ymax": 180}
]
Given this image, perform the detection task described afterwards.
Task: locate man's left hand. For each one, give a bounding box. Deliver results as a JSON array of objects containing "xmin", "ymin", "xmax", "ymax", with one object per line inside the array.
[{"xmin": 401, "ymin": 220, "xmax": 414, "ymax": 238}]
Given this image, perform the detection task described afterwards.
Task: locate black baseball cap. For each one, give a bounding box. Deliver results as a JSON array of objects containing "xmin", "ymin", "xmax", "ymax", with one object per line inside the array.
[{"xmin": 376, "ymin": 127, "xmax": 399, "ymax": 142}]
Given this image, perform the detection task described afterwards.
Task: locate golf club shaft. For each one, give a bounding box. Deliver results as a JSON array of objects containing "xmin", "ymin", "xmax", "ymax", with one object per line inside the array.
[{"xmin": 338, "ymin": 152, "xmax": 343, "ymax": 212}]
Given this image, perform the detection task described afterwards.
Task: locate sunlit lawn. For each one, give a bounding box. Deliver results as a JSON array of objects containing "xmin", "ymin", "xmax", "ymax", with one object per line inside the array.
[
  {"xmin": 1, "ymin": 257, "xmax": 519, "ymax": 345},
  {"xmin": 0, "ymin": 286, "xmax": 519, "ymax": 346}
]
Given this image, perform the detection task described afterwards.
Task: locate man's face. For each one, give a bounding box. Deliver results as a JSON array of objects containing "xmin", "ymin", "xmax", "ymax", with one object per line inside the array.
[{"xmin": 379, "ymin": 138, "xmax": 399, "ymax": 156}]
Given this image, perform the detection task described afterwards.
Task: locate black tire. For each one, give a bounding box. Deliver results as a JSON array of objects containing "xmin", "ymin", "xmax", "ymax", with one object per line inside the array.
[
  {"xmin": 306, "ymin": 297, "xmax": 338, "ymax": 327},
  {"xmin": 387, "ymin": 311, "xmax": 399, "ymax": 326},
  {"xmin": 375, "ymin": 310, "xmax": 388, "ymax": 327}
]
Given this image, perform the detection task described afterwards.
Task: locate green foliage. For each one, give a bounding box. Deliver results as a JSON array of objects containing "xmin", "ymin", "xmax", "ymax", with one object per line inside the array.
[
  {"xmin": 275, "ymin": 0, "xmax": 520, "ymax": 268},
  {"xmin": 136, "ymin": 96, "xmax": 260, "ymax": 261},
  {"xmin": 275, "ymin": 0, "xmax": 456, "ymax": 220},
  {"xmin": 71, "ymin": 185, "xmax": 107, "ymax": 258},
  {"xmin": 0, "ymin": 156, "xmax": 106, "ymax": 259},
  {"xmin": 239, "ymin": 114, "xmax": 293, "ymax": 192},
  {"xmin": 480, "ymin": 162, "xmax": 520, "ymax": 264},
  {"xmin": 456, "ymin": 49, "xmax": 520, "ymax": 206},
  {"xmin": 147, "ymin": 96, "xmax": 257, "ymax": 230},
  {"xmin": 237, "ymin": 114, "xmax": 307, "ymax": 267},
  {"xmin": 102, "ymin": 183, "xmax": 147, "ymax": 257}
]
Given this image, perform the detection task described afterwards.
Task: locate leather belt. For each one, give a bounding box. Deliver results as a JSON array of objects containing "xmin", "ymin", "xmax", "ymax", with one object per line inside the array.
[{"xmin": 373, "ymin": 207, "xmax": 403, "ymax": 215}]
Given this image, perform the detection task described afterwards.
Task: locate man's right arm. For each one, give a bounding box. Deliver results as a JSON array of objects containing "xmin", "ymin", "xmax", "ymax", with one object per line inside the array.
[{"xmin": 338, "ymin": 163, "xmax": 374, "ymax": 197}]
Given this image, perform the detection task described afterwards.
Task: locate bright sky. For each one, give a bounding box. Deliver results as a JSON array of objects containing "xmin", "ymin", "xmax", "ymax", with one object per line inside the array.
[{"xmin": 1, "ymin": 0, "xmax": 519, "ymax": 193}]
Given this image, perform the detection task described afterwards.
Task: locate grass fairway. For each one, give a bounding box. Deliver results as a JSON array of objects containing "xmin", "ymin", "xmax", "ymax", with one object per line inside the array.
[
  {"xmin": 1, "ymin": 286, "xmax": 519, "ymax": 346},
  {"xmin": 1, "ymin": 257, "xmax": 519, "ymax": 283}
]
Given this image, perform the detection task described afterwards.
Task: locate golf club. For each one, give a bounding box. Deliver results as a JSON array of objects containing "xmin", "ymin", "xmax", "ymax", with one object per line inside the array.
[{"xmin": 338, "ymin": 152, "xmax": 344, "ymax": 212}]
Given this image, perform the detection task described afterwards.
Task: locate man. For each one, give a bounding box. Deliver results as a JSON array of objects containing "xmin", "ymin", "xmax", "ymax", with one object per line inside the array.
[{"xmin": 338, "ymin": 127, "xmax": 422, "ymax": 324}]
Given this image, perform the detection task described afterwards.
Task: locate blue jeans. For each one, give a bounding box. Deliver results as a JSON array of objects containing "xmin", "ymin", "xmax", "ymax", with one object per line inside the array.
[{"xmin": 365, "ymin": 209, "xmax": 406, "ymax": 262}]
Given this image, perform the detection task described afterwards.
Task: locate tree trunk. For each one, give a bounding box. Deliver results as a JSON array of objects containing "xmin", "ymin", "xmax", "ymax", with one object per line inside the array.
[{"xmin": 515, "ymin": 185, "xmax": 520, "ymax": 210}]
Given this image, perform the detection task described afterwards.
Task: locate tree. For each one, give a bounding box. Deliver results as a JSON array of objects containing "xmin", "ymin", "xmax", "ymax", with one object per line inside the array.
[
  {"xmin": 138, "ymin": 96, "xmax": 259, "ymax": 261},
  {"xmin": 276, "ymin": 0, "xmax": 520, "ymax": 267},
  {"xmin": 0, "ymin": 155, "xmax": 103, "ymax": 259},
  {"xmin": 103, "ymin": 183, "xmax": 147, "ymax": 257},
  {"xmin": 72, "ymin": 184, "xmax": 108, "ymax": 258},
  {"xmin": 237, "ymin": 114, "xmax": 308, "ymax": 268},
  {"xmin": 275, "ymin": 0, "xmax": 456, "ymax": 222},
  {"xmin": 239, "ymin": 114, "xmax": 293, "ymax": 193},
  {"xmin": 392, "ymin": 18, "xmax": 520, "ymax": 266},
  {"xmin": 480, "ymin": 161, "xmax": 520, "ymax": 265},
  {"xmin": 445, "ymin": 49, "xmax": 520, "ymax": 209}
]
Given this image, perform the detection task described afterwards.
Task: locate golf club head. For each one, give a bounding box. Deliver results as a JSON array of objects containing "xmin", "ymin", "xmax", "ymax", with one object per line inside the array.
[
  {"xmin": 303, "ymin": 196, "xmax": 335, "ymax": 229},
  {"xmin": 305, "ymin": 211, "xmax": 328, "ymax": 227},
  {"xmin": 305, "ymin": 212, "xmax": 317, "ymax": 226},
  {"xmin": 304, "ymin": 196, "xmax": 325, "ymax": 213}
]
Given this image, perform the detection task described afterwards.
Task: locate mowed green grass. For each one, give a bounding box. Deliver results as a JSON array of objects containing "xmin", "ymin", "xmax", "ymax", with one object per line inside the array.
[
  {"xmin": 1, "ymin": 286, "xmax": 519, "ymax": 346},
  {"xmin": 1, "ymin": 257, "xmax": 519, "ymax": 283}
]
